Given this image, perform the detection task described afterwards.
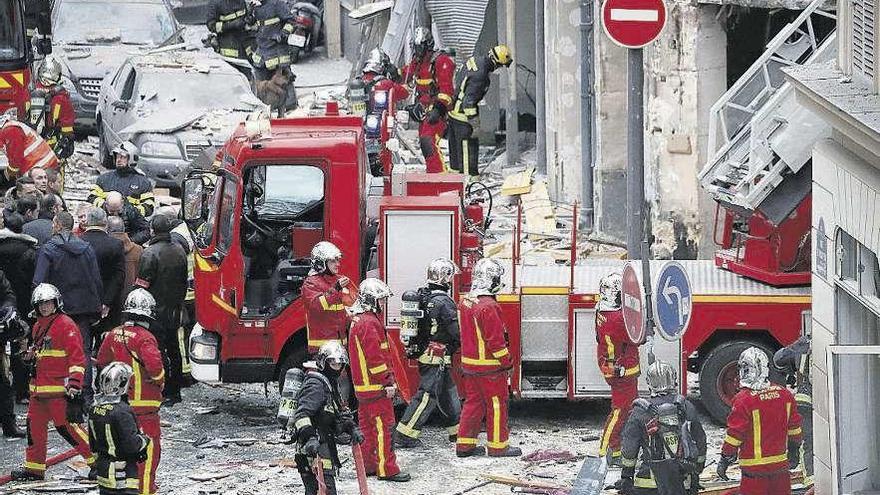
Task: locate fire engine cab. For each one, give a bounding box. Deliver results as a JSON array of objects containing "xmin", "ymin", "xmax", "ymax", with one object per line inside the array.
[{"xmin": 183, "ymin": 108, "xmax": 810, "ymax": 424}]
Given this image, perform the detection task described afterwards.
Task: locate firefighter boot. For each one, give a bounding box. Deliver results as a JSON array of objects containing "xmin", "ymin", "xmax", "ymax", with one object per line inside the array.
[
  {"xmin": 1, "ymin": 416, "xmax": 25, "ymax": 438},
  {"xmin": 10, "ymin": 469, "xmax": 44, "ymax": 481},
  {"xmin": 489, "ymin": 446, "xmax": 523, "ymax": 458},
  {"xmin": 392, "ymin": 430, "xmax": 423, "ymax": 449},
  {"xmin": 378, "ymin": 471, "xmax": 412, "ymax": 482},
  {"xmin": 456, "ymin": 446, "xmax": 486, "ymax": 458}
]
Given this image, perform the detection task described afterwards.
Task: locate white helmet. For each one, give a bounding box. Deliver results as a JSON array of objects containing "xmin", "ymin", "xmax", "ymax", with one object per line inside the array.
[
  {"xmin": 310, "ymin": 241, "xmax": 342, "ymax": 275},
  {"xmin": 31, "ymin": 283, "xmax": 63, "ymax": 314},
  {"xmin": 646, "ymin": 360, "xmax": 677, "ymax": 396},
  {"xmin": 426, "ymin": 258, "xmax": 459, "ymax": 287},
  {"xmin": 113, "ymin": 141, "xmax": 139, "ymax": 167},
  {"xmin": 738, "ymin": 347, "xmax": 771, "ymax": 391},
  {"xmin": 597, "ymin": 272, "xmax": 622, "ymax": 311},
  {"xmin": 122, "ymin": 288, "xmax": 156, "ymax": 320},
  {"xmin": 316, "ymin": 341, "xmax": 349, "ymax": 371},
  {"xmin": 96, "ymin": 362, "xmax": 134, "ymax": 404},
  {"xmin": 39, "ymin": 56, "xmax": 63, "ymax": 86},
  {"xmin": 412, "ymin": 26, "xmax": 434, "ymax": 54},
  {"xmin": 470, "ymin": 258, "xmax": 504, "ymax": 297},
  {"xmin": 362, "ymin": 48, "xmax": 389, "ymax": 75},
  {"xmin": 352, "ymin": 278, "xmax": 393, "ymax": 314}
]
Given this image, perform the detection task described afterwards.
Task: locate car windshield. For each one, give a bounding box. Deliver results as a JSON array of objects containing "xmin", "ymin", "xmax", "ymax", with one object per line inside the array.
[
  {"xmin": 0, "ymin": 0, "xmax": 26, "ymax": 62},
  {"xmin": 137, "ymin": 71, "xmax": 257, "ymax": 110},
  {"xmin": 54, "ymin": 2, "xmax": 176, "ymax": 45}
]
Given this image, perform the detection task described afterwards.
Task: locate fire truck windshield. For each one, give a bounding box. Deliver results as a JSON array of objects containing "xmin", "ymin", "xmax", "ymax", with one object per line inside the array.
[
  {"xmin": 251, "ymin": 165, "xmax": 325, "ymax": 218},
  {"xmin": 0, "ymin": 2, "xmax": 26, "ymax": 62}
]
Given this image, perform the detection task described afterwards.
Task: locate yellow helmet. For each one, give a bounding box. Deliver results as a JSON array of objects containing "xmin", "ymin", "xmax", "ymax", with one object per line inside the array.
[{"xmin": 490, "ymin": 44, "xmax": 513, "ymax": 67}]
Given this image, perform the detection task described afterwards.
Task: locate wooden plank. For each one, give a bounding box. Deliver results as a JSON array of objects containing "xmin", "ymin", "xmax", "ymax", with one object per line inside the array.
[
  {"xmin": 501, "ymin": 168, "xmax": 534, "ymax": 196},
  {"xmin": 521, "ymin": 179, "xmax": 557, "ymax": 240}
]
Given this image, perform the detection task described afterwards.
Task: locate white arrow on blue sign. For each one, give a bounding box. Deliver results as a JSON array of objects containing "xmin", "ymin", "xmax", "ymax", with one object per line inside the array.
[{"xmin": 653, "ymin": 261, "xmax": 692, "ymax": 341}]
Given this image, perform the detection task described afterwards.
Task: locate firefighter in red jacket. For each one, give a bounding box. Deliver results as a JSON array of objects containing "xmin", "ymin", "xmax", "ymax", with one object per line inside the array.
[
  {"xmin": 456, "ymin": 258, "xmax": 521, "ymax": 458},
  {"xmin": 302, "ymin": 241, "xmax": 354, "ymax": 354},
  {"xmin": 596, "ymin": 271, "xmax": 640, "ymax": 465},
  {"xmin": 26, "ymin": 57, "xmax": 75, "ymax": 159},
  {"xmin": 10, "ymin": 283, "xmax": 94, "ymax": 481},
  {"xmin": 361, "ymin": 49, "xmax": 410, "ymax": 178},
  {"xmin": 717, "ymin": 347, "xmax": 803, "ymax": 495},
  {"xmin": 0, "ymin": 112, "xmax": 58, "ymax": 184},
  {"xmin": 96, "ymin": 288, "xmax": 165, "ymax": 495},
  {"xmin": 401, "ymin": 27, "xmax": 456, "ymax": 173},
  {"xmin": 347, "ymin": 278, "xmax": 411, "ymax": 482}
]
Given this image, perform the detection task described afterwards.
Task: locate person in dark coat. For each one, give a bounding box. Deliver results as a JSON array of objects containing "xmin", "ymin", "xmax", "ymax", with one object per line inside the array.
[
  {"xmin": 108, "ymin": 215, "xmax": 143, "ymax": 290},
  {"xmin": 80, "ymin": 207, "xmax": 125, "ymax": 334},
  {"xmin": 103, "ymin": 191, "xmax": 150, "ymax": 245},
  {"xmin": 32, "ymin": 211, "xmax": 103, "ymax": 405},
  {"xmin": 23, "ymin": 193, "xmax": 63, "ymax": 246},
  {"xmin": 0, "ymin": 270, "xmax": 26, "ymax": 437},
  {"xmin": 135, "ymin": 214, "xmax": 188, "ymax": 406}
]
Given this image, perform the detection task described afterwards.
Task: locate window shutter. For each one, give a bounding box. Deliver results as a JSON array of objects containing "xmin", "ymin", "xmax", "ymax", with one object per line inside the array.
[{"xmin": 852, "ymin": 0, "xmax": 877, "ymax": 83}]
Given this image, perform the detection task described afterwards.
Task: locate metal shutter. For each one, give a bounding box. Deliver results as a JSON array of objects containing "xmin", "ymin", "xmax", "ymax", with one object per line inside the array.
[
  {"xmin": 424, "ymin": 0, "xmax": 490, "ymax": 61},
  {"xmin": 852, "ymin": 0, "xmax": 877, "ymax": 81}
]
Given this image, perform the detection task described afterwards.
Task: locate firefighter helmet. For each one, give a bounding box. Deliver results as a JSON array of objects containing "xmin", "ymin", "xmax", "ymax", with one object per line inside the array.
[
  {"xmin": 489, "ymin": 44, "xmax": 513, "ymax": 67},
  {"xmin": 39, "ymin": 56, "xmax": 63, "ymax": 86},
  {"xmin": 773, "ymin": 335, "xmax": 810, "ymax": 376},
  {"xmin": 470, "ymin": 258, "xmax": 505, "ymax": 296},
  {"xmin": 646, "ymin": 360, "xmax": 678, "ymax": 396},
  {"xmin": 310, "ymin": 241, "xmax": 343, "ymax": 275},
  {"xmin": 97, "ymin": 362, "xmax": 134, "ymax": 403},
  {"xmin": 426, "ymin": 258, "xmax": 459, "ymax": 287},
  {"xmin": 316, "ymin": 341, "xmax": 349, "ymax": 371},
  {"xmin": 31, "ymin": 283, "xmax": 63, "ymax": 313},
  {"xmin": 738, "ymin": 347, "xmax": 770, "ymax": 391},
  {"xmin": 352, "ymin": 278, "xmax": 393, "ymax": 313},
  {"xmin": 363, "ymin": 48, "xmax": 390, "ymax": 75},
  {"xmin": 122, "ymin": 288, "xmax": 156, "ymax": 320},
  {"xmin": 412, "ymin": 26, "xmax": 434, "ymax": 55},
  {"xmin": 113, "ymin": 141, "xmax": 139, "ymax": 167},
  {"xmin": 597, "ymin": 272, "xmax": 622, "ymax": 311}
]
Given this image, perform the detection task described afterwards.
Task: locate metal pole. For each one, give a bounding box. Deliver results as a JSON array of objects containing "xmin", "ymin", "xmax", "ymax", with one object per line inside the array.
[
  {"xmin": 640, "ymin": 199, "xmax": 655, "ymax": 364},
  {"xmin": 505, "ymin": 0, "xmax": 519, "ymax": 168},
  {"xmin": 625, "ymin": 48, "xmax": 644, "ymax": 258},
  {"xmin": 535, "ymin": 0, "xmax": 547, "ymax": 176},
  {"xmin": 580, "ymin": 0, "xmax": 595, "ymax": 231}
]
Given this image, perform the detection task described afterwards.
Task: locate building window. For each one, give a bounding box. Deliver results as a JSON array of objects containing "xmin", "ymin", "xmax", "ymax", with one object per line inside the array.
[
  {"xmin": 835, "ymin": 228, "xmax": 880, "ymax": 312},
  {"xmin": 837, "ymin": 229, "xmax": 859, "ymax": 281},
  {"xmin": 860, "ymin": 245, "xmax": 880, "ymax": 303}
]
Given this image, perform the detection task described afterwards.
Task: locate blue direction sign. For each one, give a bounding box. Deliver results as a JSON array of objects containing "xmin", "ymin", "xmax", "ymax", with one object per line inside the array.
[{"xmin": 653, "ymin": 261, "xmax": 692, "ymax": 341}]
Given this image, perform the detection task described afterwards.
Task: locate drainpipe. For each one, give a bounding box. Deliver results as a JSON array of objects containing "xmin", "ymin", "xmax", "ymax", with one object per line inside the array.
[
  {"xmin": 580, "ymin": 0, "xmax": 595, "ymax": 232},
  {"xmin": 535, "ymin": 0, "xmax": 547, "ymax": 176}
]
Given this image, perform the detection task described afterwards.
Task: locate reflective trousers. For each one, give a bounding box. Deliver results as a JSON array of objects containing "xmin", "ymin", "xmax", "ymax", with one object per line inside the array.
[
  {"xmin": 740, "ymin": 470, "xmax": 791, "ymax": 495},
  {"xmin": 25, "ymin": 396, "xmax": 93, "ymax": 476},
  {"xmin": 358, "ymin": 397, "xmax": 400, "ymax": 478},
  {"xmin": 396, "ymin": 364, "xmax": 460, "ymax": 440},
  {"xmin": 600, "ymin": 376, "xmax": 638, "ymax": 458},
  {"xmin": 447, "ymin": 118, "xmax": 478, "ymax": 176},
  {"xmin": 457, "ymin": 372, "xmax": 509, "ymax": 455},
  {"xmin": 419, "ymin": 118, "xmax": 448, "ymax": 173},
  {"xmin": 136, "ymin": 412, "xmax": 161, "ymax": 495}
]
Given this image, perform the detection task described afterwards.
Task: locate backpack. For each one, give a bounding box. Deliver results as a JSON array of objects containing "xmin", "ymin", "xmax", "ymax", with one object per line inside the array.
[{"xmin": 635, "ymin": 396, "xmax": 700, "ymax": 495}]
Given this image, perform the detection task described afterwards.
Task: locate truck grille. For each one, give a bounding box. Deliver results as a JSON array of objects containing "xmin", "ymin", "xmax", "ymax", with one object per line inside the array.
[
  {"xmin": 185, "ymin": 143, "xmax": 210, "ymax": 161},
  {"xmin": 78, "ymin": 78, "xmax": 103, "ymax": 99}
]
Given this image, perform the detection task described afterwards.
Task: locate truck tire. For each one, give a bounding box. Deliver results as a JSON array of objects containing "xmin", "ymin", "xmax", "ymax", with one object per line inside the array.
[
  {"xmin": 277, "ymin": 346, "xmax": 308, "ymax": 394},
  {"xmin": 699, "ymin": 340, "xmax": 774, "ymax": 425}
]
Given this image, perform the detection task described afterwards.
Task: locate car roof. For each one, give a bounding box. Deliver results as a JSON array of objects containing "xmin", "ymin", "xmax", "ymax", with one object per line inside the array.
[{"xmin": 124, "ymin": 49, "xmax": 244, "ymax": 77}]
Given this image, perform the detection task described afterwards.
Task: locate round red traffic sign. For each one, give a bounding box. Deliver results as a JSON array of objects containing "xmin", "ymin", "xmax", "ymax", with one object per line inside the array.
[
  {"xmin": 601, "ymin": 0, "xmax": 667, "ymax": 49},
  {"xmin": 621, "ymin": 263, "xmax": 646, "ymax": 344}
]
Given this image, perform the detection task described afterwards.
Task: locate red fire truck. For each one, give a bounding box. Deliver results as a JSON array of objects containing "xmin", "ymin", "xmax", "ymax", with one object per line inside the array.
[
  {"xmin": 0, "ymin": 0, "xmax": 31, "ymax": 115},
  {"xmin": 183, "ymin": 109, "xmax": 809, "ymax": 424}
]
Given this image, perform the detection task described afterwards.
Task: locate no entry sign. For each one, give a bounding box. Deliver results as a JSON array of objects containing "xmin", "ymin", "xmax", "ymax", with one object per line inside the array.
[
  {"xmin": 621, "ymin": 263, "xmax": 646, "ymax": 344},
  {"xmin": 601, "ymin": 0, "xmax": 667, "ymax": 49}
]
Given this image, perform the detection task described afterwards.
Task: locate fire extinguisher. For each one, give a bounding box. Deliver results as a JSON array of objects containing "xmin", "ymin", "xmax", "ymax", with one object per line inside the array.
[
  {"xmin": 459, "ymin": 231, "xmax": 481, "ymax": 291},
  {"xmin": 459, "ymin": 181, "xmax": 493, "ymax": 292}
]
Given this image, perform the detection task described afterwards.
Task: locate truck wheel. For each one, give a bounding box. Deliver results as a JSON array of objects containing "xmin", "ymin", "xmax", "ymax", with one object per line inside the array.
[
  {"xmin": 699, "ymin": 340, "xmax": 774, "ymax": 424},
  {"xmin": 278, "ymin": 346, "xmax": 308, "ymax": 393}
]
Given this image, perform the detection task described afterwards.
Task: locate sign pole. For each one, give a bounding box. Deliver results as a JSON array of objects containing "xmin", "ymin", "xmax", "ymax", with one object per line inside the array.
[{"xmin": 626, "ymin": 48, "xmax": 645, "ymax": 260}]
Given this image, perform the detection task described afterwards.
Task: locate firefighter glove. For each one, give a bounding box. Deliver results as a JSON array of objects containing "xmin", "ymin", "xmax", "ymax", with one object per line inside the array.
[
  {"xmin": 351, "ymin": 427, "xmax": 364, "ymax": 445},
  {"xmin": 614, "ymin": 477, "xmax": 634, "ymax": 495},
  {"xmin": 426, "ymin": 104, "xmax": 445, "ymax": 124},
  {"xmin": 334, "ymin": 276, "xmax": 350, "ymax": 291},
  {"xmin": 137, "ymin": 437, "xmax": 151, "ymax": 462},
  {"xmin": 716, "ymin": 454, "xmax": 735, "ymax": 481},
  {"xmin": 58, "ymin": 135, "xmax": 75, "ymax": 159},
  {"xmin": 65, "ymin": 390, "xmax": 85, "ymax": 424},
  {"xmin": 303, "ymin": 436, "xmax": 320, "ymax": 456}
]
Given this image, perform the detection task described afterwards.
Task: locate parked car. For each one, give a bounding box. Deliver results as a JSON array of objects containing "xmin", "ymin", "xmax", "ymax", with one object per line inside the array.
[
  {"xmin": 96, "ymin": 48, "xmax": 266, "ymax": 189},
  {"xmin": 52, "ymin": 0, "xmax": 182, "ymax": 131}
]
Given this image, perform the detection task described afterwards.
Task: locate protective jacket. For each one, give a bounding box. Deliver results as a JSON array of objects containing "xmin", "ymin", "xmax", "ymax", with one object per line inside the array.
[
  {"xmin": 206, "ymin": 0, "xmax": 254, "ymax": 60},
  {"xmin": 722, "ymin": 384, "xmax": 803, "ymax": 474},
  {"xmin": 292, "ymin": 369, "xmax": 344, "ymax": 469},
  {"xmin": 136, "ymin": 234, "xmax": 188, "ymax": 336},
  {"xmin": 449, "ymin": 56, "xmax": 494, "ymax": 122},
  {"xmin": 28, "ymin": 313, "xmax": 86, "ymax": 398},
  {"xmin": 621, "ymin": 394, "xmax": 707, "ymax": 493},
  {"xmin": 0, "ymin": 229, "xmax": 37, "ymax": 315},
  {"xmin": 348, "ymin": 311, "xmax": 395, "ymax": 401},
  {"xmin": 89, "ymin": 168, "xmax": 155, "ymax": 217},
  {"xmin": 109, "ymin": 202, "xmax": 151, "ymax": 245},
  {"xmin": 0, "ymin": 120, "xmax": 58, "ymax": 179},
  {"xmin": 417, "ymin": 287, "xmax": 460, "ymax": 365},
  {"xmin": 26, "ymin": 83, "xmax": 75, "ymax": 157},
  {"xmin": 97, "ymin": 323, "xmax": 165, "ymax": 414},
  {"xmin": 32, "ymin": 232, "xmax": 103, "ymax": 316},
  {"xmin": 302, "ymin": 273, "xmax": 352, "ymax": 353},
  {"xmin": 596, "ymin": 309, "xmax": 640, "ymax": 379},
  {"xmin": 458, "ymin": 294, "xmax": 511, "ymax": 374},
  {"xmin": 251, "ymin": 0, "xmax": 295, "ymax": 70},
  {"xmin": 88, "ymin": 399, "xmax": 150, "ymax": 494},
  {"xmin": 402, "ymin": 51, "xmax": 455, "ymax": 109}
]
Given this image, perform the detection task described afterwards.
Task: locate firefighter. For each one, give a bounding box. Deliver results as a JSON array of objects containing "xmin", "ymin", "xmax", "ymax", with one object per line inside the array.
[
  {"xmin": 206, "ymin": 0, "xmax": 255, "ymax": 64},
  {"xmin": 0, "ymin": 111, "xmax": 58, "ymax": 185},
  {"xmin": 10, "ymin": 283, "xmax": 94, "ymax": 481},
  {"xmin": 360, "ymin": 49, "xmax": 409, "ymax": 177},
  {"xmin": 616, "ymin": 361, "xmax": 707, "ymax": 495},
  {"xmin": 447, "ymin": 45, "xmax": 513, "ymax": 177},
  {"xmin": 401, "ymin": 27, "xmax": 456, "ymax": 173},
  {"xmin": 291, "ymin": 341, "xmax": 363, "ymax": 495},
  {"xmin": 773, "ymin": 336, "xmax": 813, "ymax": 488},
  {"xmin": 248, "ymin": 0, "xmax": 297, "ymax": 113},
  {"xmin": 456, "ymin": 258, "xmax": 520, "ymax": 458},
  {"xmin": 717, "ymin": 347, "xmax": 803, "ymax": 495},
  {"xmin": 348, "ymin": 278, "xmax": 411, "ymax": 481},
  {"xmin": 96, "ymin": 288, "xmax": 165, "ymax": 495},
  {"xmin": 362, "ymin": 48, "xmax": 408, "ymax": 111},
  {"xmin": 596, "ymin": 271, "xmax": 640, "ymax": 465},
  {"xmin": 302, "ymin": 241, "xmax": 353, "ymax": 354},
  {"xmin": 88, "ymin": 142, "xmax": 155, "ymax": 218},
  {"xmin": 26, "ymin": 57, "xmax": 75, "ymax": 160},
  {"xmin": 394, "ymin": 258, "xmax": 461, "ymax": 449},
  {"xmin": 88, "ymin": 362, "xmax": 152, "ymax": 495}
]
